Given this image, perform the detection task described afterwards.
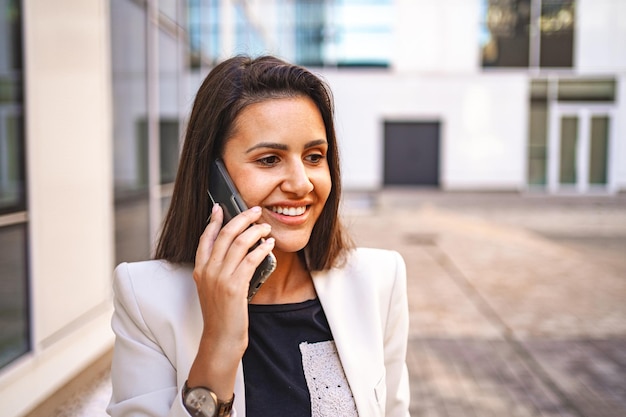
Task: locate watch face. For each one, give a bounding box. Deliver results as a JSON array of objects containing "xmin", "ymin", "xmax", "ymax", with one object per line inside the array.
[{"xmin": 186, "ymin": 387, "xmax": 217, "ymax": 416}]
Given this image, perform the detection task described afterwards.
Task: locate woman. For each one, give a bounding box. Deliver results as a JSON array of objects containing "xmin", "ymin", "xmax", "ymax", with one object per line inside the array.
[{"xmin": 108, "ymin": 55, "xmax": 410, "ymax": 417}]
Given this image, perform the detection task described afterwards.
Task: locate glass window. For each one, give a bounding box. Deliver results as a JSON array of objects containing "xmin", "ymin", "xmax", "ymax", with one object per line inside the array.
[
  {"xmin": 0, "ymin": 112, "xmax": 24, "ymax": 213},
  {"xmin": 589, "ymin": 116, "xmax": 609, "ymax": 185},
  {"xmin": 539, "ymin": 0, "xmax": 574, "ymax": 67},
  {"xmin": 296, "ymin": 0, "xmax": 392, "ymax": 67},
  {"xmin": 527, "ymin": 80, "xmax": 548, "ymax": 186},
  {"xmin": 0, "ymin": 0, "xmax": 29, "ymax": 369},
  {"xmin": 0, "ymin": 0, "xmax": 25, "ymax": 214},
  {"xmin": 0, "ymin": 223, "xmax": 29, "ymax": 368},
  {"xmin": 296, "ymin": 1, "xmax": 326, "ymax": 66},
  {"xmin": 481, "ymin": 0, "xmax": 531, "ymax": 67},
  {"xmin": 559, "ymin": 116, "xmax": 578, "ymax": 185},
  {"xmin": 557, "ymin": 79, "xmax": 616, "ymax": 102},
  {"xmin": 329, "ymin": 0, "xmax": 393, "ymax": 67},
  {"xmin": 188, "ymin": 0, "xmax": 220, "ymax": 68},
  {"xmin": 527, "ymin": 103, "xmax": 548, "ymax": 186},
  {"xmin": 111, "ymin": 0, "xmax": 151, "ymax": 263},
  {"xmin": 159, "ymin": 28, "xmax": 181, "ymax": 185},
  {"xmin": 187, "ymin": 0, "xmax": 392, "ymax": 68},
  {"xmin": 481, "ymin": 0, "xmax": 575, "ymax": 68}
]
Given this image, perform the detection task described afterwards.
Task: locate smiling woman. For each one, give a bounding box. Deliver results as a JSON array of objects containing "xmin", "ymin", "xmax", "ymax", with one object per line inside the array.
[{"xmin": 107, "ymin": 55, "xmax": 410, "ymax": 417}]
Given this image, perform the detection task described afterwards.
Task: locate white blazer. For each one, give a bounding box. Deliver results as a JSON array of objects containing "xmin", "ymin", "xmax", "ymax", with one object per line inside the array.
[{"xmin": 107, "ymin": 247, "xmax": 410, "ymax": 417}]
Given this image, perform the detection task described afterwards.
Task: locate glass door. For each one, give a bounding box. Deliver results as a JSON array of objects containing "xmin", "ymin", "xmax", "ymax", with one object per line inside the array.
[{"xmin": 547, "ymin": 104, "xmax": 616, "ymax": 193}]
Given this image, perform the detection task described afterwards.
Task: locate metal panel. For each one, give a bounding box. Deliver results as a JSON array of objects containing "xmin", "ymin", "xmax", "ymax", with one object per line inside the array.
[{"xmin": 383, "ymin": 121, "xmax": 440, "ymax": 186}]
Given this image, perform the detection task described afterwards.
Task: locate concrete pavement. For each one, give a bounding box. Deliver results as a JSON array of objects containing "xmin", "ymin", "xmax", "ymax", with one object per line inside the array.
[
  {"xmin": 40, "ymin": 190, "xmax": 626, "ymax": 416},
  {"xmin": 347, "ymin": 190, "xmax": 626, "ymax": 417}
]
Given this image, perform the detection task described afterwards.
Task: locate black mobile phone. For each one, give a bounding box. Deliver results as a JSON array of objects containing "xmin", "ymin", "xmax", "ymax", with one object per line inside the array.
[{"xmin": 208, "ymin": 158, "xmax": 277, "ymax": 302}]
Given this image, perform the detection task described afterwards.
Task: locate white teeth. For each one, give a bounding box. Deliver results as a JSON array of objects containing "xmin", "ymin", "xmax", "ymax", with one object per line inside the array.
[{"xmin": 271, "ymin": 206, "xmax": 306, "ymax": 216}]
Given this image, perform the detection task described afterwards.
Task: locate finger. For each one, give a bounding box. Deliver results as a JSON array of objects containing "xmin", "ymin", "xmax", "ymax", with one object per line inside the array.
[
  {"xmin": 218, "ymin": 222, "xmax": 272, "ymax": 278},
  {"xmin": 236, "ymin": 237, "xmax": 276, "ymax": 282},
  {"xmin": 195, "ymin": 204, "xmax": 223, "ymax": 267},
  {"xmin": 221, "ymin": 206, "xmax": 263, "ymax": 235},
  {"xmin": 208, "ymin": 206, "xmax": 264, "ymax": 266}
]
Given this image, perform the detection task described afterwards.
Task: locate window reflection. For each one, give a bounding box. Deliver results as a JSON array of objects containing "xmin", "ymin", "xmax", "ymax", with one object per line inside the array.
[
  {"xmin": 481, "ymin": 0, "xmax": 575, "ymax": 68},
  {"xmin": 159, "ymin": 29, "xmax": 181, "ymax": 185},
  {"xmin": 0, "ymin": 0, "xmax": 25, "ymax": 214},
  {"xmin": 589, "ymin": 116, "xmax": 609, "ymax": 185},
  {"xmin": 481, "ymin": 0, "xmax": 531, "ymax": 67},
  {"xmin": 0, "ymin": 223, "xmax": 29, "ymax": 368},
  {"xmin": 111, "ymin": 0, "xmax": 151, "ymax": 263},
  {"xmin": 187, "ymin": 0, "xmax": 393, "ymax": 68},
  {"xmin": 0, "ymin": 113, "xmax": 25, "ymax": 213},
  {"xmin": 539, "ymin": 0, "xmax": 574, "ymax": 67},
  {"xmin": 559, "ymin": 116, "xmax": 578, "ymax": 185},
  {"xmin": 0, "ymin": 0, "xmax": 29, "ymax": 369}
]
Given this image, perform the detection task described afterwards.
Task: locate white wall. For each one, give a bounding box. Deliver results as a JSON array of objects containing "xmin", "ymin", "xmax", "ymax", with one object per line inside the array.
[
  {"xmin": 320, "ymin": 70, "xmax": 528, "ymax": 191},
  {"xmin": 576, "ymin": 0, "xmax": 626, "ymax": 73},
  {"xmin": 393, "ymin": 0, "xmax": 481, "ymax": 74},
  {"xmin": 0, "ymin": 1, "xmax": 115, "ymax": 416}
]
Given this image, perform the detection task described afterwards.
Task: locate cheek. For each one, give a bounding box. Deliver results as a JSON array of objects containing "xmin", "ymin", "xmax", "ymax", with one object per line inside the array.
[
  {"xmin": 231, "ymin": 169, "xmax": 273, "ymax": 207},
  {"xmin": 313, "ymin": 171, "xmax": 332, "ymax": 204}
]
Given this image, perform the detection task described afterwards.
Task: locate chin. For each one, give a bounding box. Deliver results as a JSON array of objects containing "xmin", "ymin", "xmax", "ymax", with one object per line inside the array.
[{"xmin": 273, "ymin": 238, "xmax": 310, "ymax": 255}]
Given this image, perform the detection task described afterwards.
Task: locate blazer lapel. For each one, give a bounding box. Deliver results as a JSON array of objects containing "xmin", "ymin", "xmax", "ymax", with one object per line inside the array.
[{"xmin": 312, "ymin": 266, "xmax": 383, "ymax": 417}]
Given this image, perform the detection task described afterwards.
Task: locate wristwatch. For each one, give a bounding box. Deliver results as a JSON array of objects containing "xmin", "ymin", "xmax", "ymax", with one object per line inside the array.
[{"xmin": 182, "ymin": 381, "xmax": 234, "ymax": 417}]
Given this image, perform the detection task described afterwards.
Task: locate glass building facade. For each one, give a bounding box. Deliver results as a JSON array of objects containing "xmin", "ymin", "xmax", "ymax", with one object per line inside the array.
[
  {"xmin": 0, "ymin": 0, "xmax": 29, "ymax": 370},
  {"xmin": 110, "ymin": 0, "xmax": 394, "ymax": 266}
]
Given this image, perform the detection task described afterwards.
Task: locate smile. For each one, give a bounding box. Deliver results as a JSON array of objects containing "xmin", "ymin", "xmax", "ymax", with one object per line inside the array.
[{"xmin": 270, "ymin": 206, "xmax": 307, "ymax": 216}]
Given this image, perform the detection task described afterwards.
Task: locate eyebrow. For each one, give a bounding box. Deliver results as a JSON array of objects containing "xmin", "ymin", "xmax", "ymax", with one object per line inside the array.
[{"xmin": 245, "ymin": 139, "xmax": 328, "ymax": 153}]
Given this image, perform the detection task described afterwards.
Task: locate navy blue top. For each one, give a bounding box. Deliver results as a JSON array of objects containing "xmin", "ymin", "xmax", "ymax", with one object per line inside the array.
[{"xmin": 242, "ymin": 298, "xmax": 333, "ymax": 417}]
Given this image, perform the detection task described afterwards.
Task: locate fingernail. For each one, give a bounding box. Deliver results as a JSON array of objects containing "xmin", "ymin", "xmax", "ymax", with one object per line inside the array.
[
  {"xmin": 212, "ymin": 203, "xmax": 220, "ymax": 213},
  {"xmin": 265, "ymin": 237, "xmax": 275, "ymax": 246},
  {"xmin": 251, "ymin": 206, "xmax": 262, "ymax": 213}
]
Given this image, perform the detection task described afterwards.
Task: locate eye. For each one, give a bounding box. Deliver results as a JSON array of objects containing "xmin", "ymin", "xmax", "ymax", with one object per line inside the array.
[
  {"xmin": 257, "ymin": 155, "xmax": 280, "ymax": 166},
  {"xmin": 305, "ymin": 153, "xmax": 325, "ymax": 164}
]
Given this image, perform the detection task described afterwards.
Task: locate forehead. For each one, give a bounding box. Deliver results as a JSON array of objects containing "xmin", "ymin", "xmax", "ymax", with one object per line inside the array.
[{"xmin": 231, "ymin": 96, "xmax": 326, "ymax": 136}]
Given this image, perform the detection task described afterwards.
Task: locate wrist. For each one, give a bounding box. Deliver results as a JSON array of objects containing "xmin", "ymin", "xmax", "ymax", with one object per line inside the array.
[{"xmin": 188, "ymin": 343, "xmax": 239, "ymax": 401}]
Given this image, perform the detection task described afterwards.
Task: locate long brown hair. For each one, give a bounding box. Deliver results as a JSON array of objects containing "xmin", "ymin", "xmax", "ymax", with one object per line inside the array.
[{"xmin": 155, "ymin": 55, "xmax": 353, "ymax": 270}]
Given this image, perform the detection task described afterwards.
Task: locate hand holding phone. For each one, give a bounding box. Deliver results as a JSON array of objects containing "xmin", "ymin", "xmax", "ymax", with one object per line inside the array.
[{"xmin": 208, "ymin": 159, "xmax": 277, "ymax": 301}]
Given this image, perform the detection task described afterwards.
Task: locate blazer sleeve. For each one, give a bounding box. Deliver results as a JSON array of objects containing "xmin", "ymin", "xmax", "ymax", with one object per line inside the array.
[
  {"xmin": 108, "ymin": 263, "xmax": 242, "ymax": 417},
  {"xmin": 107, "ymin": 262, "xmax": 192, "ymax": 417},
  {"xmin": 384, "ymin": 251, "xmax": 411, "ymax": 417}
]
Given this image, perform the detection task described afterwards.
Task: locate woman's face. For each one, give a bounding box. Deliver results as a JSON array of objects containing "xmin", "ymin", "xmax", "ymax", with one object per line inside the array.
[{"xmin": 222, "ymin": 96, "xmax": 332, "ymax": 254}]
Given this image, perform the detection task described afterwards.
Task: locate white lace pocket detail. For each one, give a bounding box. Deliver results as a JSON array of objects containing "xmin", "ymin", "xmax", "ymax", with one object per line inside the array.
[{"xmin": 299, "ymin": 341, "xmax": 359, "ymax": 417}]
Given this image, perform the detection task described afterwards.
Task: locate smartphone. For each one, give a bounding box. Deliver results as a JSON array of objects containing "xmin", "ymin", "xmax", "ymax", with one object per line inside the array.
[{"xmin": 208, "ymin": 158, "xmax": 277, "ymax": 302}]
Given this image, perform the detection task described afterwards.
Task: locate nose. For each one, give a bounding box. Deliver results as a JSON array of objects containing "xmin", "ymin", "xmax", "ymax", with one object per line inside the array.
[{"xmin": 281, "ymin": 160, "xmax": 314, "ymax": 196}]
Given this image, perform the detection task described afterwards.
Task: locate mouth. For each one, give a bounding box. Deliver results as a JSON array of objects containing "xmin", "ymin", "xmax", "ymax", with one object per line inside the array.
[{"xmin": 269, "ymin": 206, "xmax": 307, "ymax": 217}]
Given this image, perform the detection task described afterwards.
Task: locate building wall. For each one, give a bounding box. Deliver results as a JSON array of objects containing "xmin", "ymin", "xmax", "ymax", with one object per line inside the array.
[
  {"xmin": 393, "ymin": 0, "xmax": 481, "ymax": 74},
  {"xmin": 0, "ymin": 1, "xmax": 114, "ymax": 416},
  {"xmin": 321, "ymin": 70, "xmax": 528, "ymax": 190},
  {"xmin": 577, "ymin": 0, "xmax": 626, "ymax": 72},
  {"xmin": 326, "ymin": 0, "xmax": 626, "ymax": 193}
]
